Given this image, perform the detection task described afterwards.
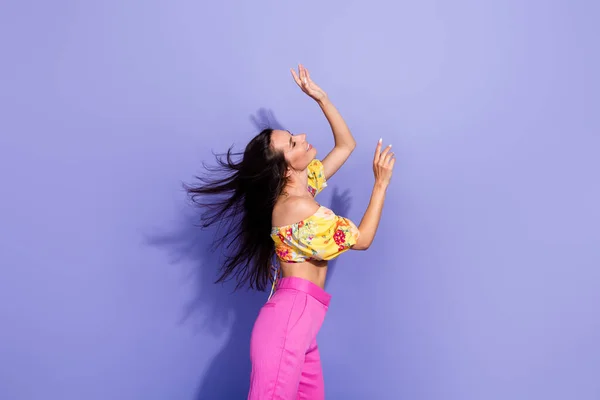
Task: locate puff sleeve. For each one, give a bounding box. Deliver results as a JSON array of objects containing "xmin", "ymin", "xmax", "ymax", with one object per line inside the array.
[
  {"xmin": 273, "ymin": 206, "xmax": 360, "ymax": 262},
  {"xmin": 307, "ymin": 159, "xmax": 327, "ymax": 197}
]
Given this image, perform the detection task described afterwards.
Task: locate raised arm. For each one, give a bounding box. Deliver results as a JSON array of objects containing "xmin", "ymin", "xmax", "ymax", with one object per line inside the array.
[
  {"xmin": 317, "ymin": 98, "xmax": 356, "ymax": 180},
  {"xmin": 353, "ymin": 139, "xmax": 395, "ymax": 250},
  {"xmin": 291, "ymin": 64, "xmax": 356, "ymax": 180}
]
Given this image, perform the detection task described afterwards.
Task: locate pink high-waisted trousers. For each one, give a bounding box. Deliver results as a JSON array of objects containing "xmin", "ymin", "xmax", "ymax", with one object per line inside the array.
[{"xmin": 248, "ymin": 276, "xmax": 331, "ymax": 400}]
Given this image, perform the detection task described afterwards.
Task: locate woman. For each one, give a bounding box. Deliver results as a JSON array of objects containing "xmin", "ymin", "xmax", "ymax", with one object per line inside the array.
[{"xmin": 186, "ymin": 65, "xmax": 395, "ymax": 399}]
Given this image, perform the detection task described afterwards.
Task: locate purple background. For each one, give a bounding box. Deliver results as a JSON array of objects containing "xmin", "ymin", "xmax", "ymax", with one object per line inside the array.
[{"xmin": 1, "ymin": 1, "xmax": 599, "ymax": 399}]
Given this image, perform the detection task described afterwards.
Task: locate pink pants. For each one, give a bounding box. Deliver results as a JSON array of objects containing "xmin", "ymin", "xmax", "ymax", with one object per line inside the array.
[{"xmin": 248, "ymin": 276, "xmax": 331, "ymax": 400}]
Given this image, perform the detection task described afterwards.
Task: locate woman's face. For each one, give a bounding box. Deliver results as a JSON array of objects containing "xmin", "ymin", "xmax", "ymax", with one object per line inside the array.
[{"xmin": 270, "ymin": 129, "xmax": 317, "ymax": 171}]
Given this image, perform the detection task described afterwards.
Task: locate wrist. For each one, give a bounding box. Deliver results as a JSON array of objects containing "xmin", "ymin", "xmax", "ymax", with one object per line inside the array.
[
  {"xmin": 316, "ymin": 95, "xmax": 330, "ymax": 107},
  {"xmin": 373, "ymin": 181, "xmax": 388, "ymax": 192}
]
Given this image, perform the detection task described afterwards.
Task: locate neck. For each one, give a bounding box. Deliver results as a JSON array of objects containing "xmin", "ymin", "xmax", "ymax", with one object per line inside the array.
[{"xmin": 283, "ymin": 168, "xmax": 309, "ymax": 197}]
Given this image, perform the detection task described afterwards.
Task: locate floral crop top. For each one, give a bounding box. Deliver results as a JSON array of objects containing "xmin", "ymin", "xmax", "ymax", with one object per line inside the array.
[{"xmin": 270, "ymin": 159, "xmax": 360, "ymax": 263}]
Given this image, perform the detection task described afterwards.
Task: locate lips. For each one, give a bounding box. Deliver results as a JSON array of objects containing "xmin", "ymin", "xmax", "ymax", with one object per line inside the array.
[{"xmin": 306, "ymin": 143, "xmax": 312, "ymax": 151}]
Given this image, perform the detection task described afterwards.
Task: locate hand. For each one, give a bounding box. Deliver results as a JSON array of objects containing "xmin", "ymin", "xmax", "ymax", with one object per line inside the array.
[
  {"xmin": 373, "ymin": 139, "xmax": 395, "ymax": 187},
  {"xmin": 291, "ymin": 64, "xmax": 328, "ymax": 102}
]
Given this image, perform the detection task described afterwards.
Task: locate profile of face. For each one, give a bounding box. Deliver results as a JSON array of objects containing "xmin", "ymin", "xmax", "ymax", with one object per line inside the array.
[{"xmin": 270, "ymin": 129, "xmax": 317, "ymax": 172}]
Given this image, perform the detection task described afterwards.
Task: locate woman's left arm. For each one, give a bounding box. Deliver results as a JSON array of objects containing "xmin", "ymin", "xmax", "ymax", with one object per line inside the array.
[
  {"xmin": 316, "ymin": 97, "xmax": 356, "ymax": 180},
  {"xmin": 291, "ymin": 64, "xmax": 356, "ymax": 180}
]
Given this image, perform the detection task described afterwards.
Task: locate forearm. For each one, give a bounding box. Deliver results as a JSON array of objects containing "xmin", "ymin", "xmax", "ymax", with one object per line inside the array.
[
  {"xmin": 354, "ymin": 182, "xmax": 388, "ymax": 250},
  {"xmin": 317, "ymin": 97, "xmax": 356, "ymax": 150}
]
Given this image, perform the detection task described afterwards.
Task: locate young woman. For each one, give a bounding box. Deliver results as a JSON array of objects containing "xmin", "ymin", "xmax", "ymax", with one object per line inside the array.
[{"xmin": 186, "ymin": 65, "xmax": 395, "ymax": 399}]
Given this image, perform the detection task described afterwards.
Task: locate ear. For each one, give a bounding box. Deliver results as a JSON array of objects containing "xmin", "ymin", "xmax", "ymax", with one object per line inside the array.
[{"xmin": 285, "ymin": 166, "xmax": 293, "ymax": 178}]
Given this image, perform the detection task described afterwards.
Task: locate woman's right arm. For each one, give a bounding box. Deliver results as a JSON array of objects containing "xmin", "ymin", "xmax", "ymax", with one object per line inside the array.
[{"xmin": 353, "ymin": 139, "xmax": 395, "ymax": 250}]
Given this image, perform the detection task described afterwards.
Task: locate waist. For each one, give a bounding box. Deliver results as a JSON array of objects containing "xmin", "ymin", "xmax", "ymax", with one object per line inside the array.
[
  {"xmin": 280, "ymin": 260, "xmax": 327, "ymax": 288},
  {"xmin": 276, "ymin": 276, "xmax": 332, "ymax": 307}
]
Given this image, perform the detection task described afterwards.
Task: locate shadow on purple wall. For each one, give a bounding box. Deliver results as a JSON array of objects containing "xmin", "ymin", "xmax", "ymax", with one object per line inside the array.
[{"xmin": 145, "ymin": 108, "xmax": 352, "ymax": 399}]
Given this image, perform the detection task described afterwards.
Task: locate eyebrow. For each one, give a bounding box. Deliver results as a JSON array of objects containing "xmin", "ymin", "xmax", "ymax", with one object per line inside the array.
[{"xmin": 287, "ymin": 130, "xmax": 293, "ymax": 148}]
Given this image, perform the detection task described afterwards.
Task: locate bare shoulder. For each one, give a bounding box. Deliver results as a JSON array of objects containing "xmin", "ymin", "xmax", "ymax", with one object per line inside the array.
[{"xmin": 272, "ymin": 196, "xmax": 320, "ymax": 227}]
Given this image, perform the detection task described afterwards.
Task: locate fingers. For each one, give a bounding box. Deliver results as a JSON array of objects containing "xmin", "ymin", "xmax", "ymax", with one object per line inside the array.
[
  {"xmin": 389, "ymin": 156, "xmax": 396, "ymax": 168},
  {"xmin": 384, "ymin": 150, "xmax": 395, "ymax": 165},
  {"xmin": 291, "ymin": 65, "xmax": 309, "ymax": 88},
  {"xmin": 374, "ymin": 138, "xmax": 383, "ymax": 163},
  {"xmin": 299, "ymin": 64, "xmax": 308, "ymax": 86},
  {"xmin": 379, "ymin": 143, "xmax": 392, "ymax": 163},
  {"xmin": 303, "ymin": 65, "xmax": 312, "ymax": 84},
  {"xmin": 374, "ymin": 138, "xmax": 395, "ymax": 168},
  {"xmin": 290, "ymin": 68, "xmax": 302, "ymax": 87}
]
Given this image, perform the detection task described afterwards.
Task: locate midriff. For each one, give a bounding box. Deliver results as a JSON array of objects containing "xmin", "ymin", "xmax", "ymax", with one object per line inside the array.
[{"xmin": 279, "ymin": 259, "xmax": 328, "ymax": 289}]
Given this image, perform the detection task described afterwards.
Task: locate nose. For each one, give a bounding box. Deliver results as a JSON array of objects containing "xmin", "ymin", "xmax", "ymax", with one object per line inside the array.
[{"xmin": 298, "ymin": 133, "xmax": 307, "ymax": 141}]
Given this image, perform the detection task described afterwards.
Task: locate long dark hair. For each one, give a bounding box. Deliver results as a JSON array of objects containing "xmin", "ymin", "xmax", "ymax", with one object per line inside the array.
[{"xmin": 184, "ymin": 129, "xmax": 288, "ymax": 291}]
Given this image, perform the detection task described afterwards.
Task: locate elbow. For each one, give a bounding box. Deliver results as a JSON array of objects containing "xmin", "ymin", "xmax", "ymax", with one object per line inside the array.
[
  {"xmin": 348, "ymin": 140, "xmax": 357, "ymax": 152},
  {"xmin": 352, "ymin": 238, "xmax": 371, "ymax": 251},
  {"xmin": 338, "ymin": 140, "xmax": 356, "ymax": 153}
]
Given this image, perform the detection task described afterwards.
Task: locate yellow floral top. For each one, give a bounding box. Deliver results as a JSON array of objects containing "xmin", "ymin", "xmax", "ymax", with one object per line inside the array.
[{"xmin": 270, "ymin": 159, "xmax": 360, "ymax": 262}]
